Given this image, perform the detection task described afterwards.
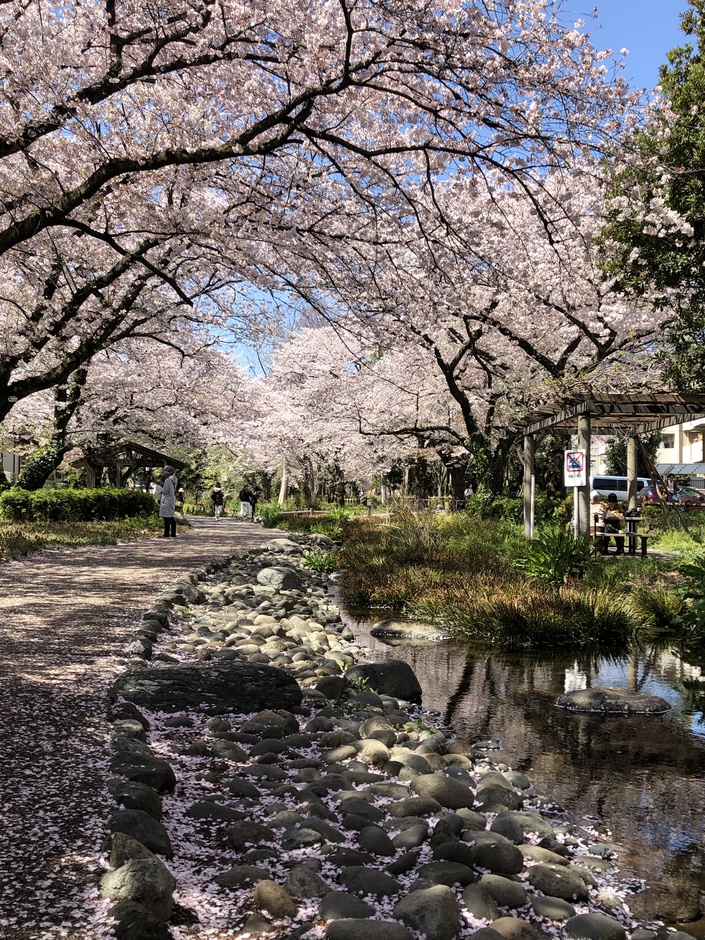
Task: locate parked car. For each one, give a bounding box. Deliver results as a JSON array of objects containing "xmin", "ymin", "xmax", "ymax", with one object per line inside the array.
[
  {"xmin": 590, "ymin": 475, "xmax": 651, "ymax": 501},
  {"xmin": 637, "ymin": 485, "xmax": 705, "ymax": 510}
]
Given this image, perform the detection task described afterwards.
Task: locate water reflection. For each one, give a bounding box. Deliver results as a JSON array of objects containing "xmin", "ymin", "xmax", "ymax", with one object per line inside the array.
[{"xmin": 344, "ymin": 608, "xmax": 705, "ymax": 924}]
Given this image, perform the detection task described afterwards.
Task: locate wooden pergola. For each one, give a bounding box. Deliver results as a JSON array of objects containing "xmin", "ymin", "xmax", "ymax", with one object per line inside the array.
[
  {"xmin": 515, "ymin": 393, "xmax": 705, "ymax": 535},
  {"xmin": 68, "ymin": 442, "xmax": 185, "ymax": 488}
]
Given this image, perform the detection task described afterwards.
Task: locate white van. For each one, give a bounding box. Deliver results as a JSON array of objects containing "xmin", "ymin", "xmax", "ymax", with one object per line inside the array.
[{"xmin": 589, "ymin": 475, "xmax": 651, "ymax": 501}]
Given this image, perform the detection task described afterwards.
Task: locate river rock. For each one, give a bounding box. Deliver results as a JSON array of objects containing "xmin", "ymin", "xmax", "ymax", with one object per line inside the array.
[
  {"xmin": 320, "ymin": 891, "xmax": 376, "ymax": 920},
  {"xmin": 107, "ymin": 901, "xmax": 172, "ymax": 940},
  {"xmin": 370, "ymin": 620, "xmax": 452, "ymax": 642},
  {"xmin": 345, "ymin": 660, "xmax": 423, "ymax": 704},
  {"xmin": 109, "ymin": 753, "xmax": 176, "ymax": 794},
  {"xmin": 463, "ymin": 884, "xmax": 500, "ymax": 920},
  {"xmin": 479, "ymin": 874, "xmax": 528, "ymax": 909},
  {"xmin": 358, "ymin": 825, "xmax": 397, "ymax": 856},
  {"xmin": 285, "ymin": 866, "xmax": 330, "ymax": 899},
  {"xmin": 527, "ymin": 864, "xmax": 589, "ymax": 902},
  {"xmin": 410, "ymin": 774, "xmax": 474, "ymax": 810},
  {"xmin": 257, "ymin": 566, "xmax": 303, "ymax": 590},
  {"xmin": 109, "ymin": 810, "xmax": 173, "ymax": 858},
  {"xmin": 264, "ymin": 538, "xmax": 303, "ymax": 554},
  {"xmin": 394, "ymin": 884, "xmax": 462, "ymax": 940},
  {"xmin": 555, "ymin": 687, "xmax": 671, "ymax": 715},
  {"xmin": 325, "ymin": 921, "xmax": 412, "ymax": 940},
  {"xmin": 214, "ymin": 865, "xmax": 270, "ymax": 888},
  {"xmin": 111, "ymin": 661, "xmax": 302, "ymax": 713},
  {"xmin": 253, "ymin": 879, "xmax": 298, "ymax": 918},
  {"xmin": 100, "ymin": 858, "xmax": 175, "ymax": 921},
  {"xmin": 108, "ymin": 780, "xmax": 163, "ymax": 819},
  {"xmin": 491, "ymin": 811, "xmax": 556, "ymax": 844},
  {"xmin": 491, "ymin": 917, "xmax": 540, "ymax": 940},
  {"xmin": 532, "ymin": 896, "xmax": 576, "ymax": 920},
  {"xmin": 565, "ymin": 913, "xmax": 627, "ymax": 940},
  {"xmin": 417, "ymin": 860, "xmax": 475, "ymax": 887},
  {"xmin": 340, "ymin": 866, "xmax": 402, "ymax": 897}
]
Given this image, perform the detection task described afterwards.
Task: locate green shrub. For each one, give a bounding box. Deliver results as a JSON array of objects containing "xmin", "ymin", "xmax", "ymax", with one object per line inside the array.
[
  {"xmin": 0, "ymin": 487, "xmax": 155, "ymax": 522},
  {"xmin": 512, "ymin": 526, "xmax": 595, "ymax": 585},
  {"xmin": 675, "ymin": 555, "xmax": 705, "ymax": 649},
  {"xmin": 258, "ymin": 503, "xmax": 284, "ymax": 527},
  {"xmin": 302, "ymin": 550, "xmax": 340, "ymax": 573}
]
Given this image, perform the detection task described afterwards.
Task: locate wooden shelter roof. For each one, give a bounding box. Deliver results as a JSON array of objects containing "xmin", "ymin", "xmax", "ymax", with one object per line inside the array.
[
  {"xmin": 516, "ymin": 393, "xmax": 705, "ymax": 437},
  {"xmin": 68, "ymin": 441, "xmax": 185, "ymax": 470}
]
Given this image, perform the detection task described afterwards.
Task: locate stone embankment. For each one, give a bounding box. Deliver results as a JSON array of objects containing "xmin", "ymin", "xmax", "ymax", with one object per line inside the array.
[{"xmin": 103, "ymin": 534, "xmax": 696, "ymax": 940}]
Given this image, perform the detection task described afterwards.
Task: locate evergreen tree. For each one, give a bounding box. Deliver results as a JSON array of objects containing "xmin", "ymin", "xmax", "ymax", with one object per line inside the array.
[{"xmin": 604, "ymin": 0, "xmax": 705, "ymax": 390}]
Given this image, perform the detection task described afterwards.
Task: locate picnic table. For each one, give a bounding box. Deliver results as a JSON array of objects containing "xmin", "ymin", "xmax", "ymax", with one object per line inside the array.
[{"xmin": 593, "ymin": 514, "xmax": 650, "ymax": 557}]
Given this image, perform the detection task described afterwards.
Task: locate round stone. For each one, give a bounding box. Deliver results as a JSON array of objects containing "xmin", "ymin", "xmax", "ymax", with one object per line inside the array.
[{"xmin": 565, "ymin": 913, "xmax": 627, "ymax": 940}]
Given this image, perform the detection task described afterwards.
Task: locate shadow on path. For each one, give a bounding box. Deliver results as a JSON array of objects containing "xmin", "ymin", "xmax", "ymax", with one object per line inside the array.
[{"xmin": 0, "ymin": 516, "xmax": 275, "ymax": 939}]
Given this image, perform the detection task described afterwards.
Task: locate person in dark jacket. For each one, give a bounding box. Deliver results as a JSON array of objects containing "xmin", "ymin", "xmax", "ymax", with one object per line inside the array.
[
  {"xmin": 211, "ymin": 482, "xmax": 225, "ymax": 520},
  {"xmin": 239, "ymin": 484, "xmax": 254, "ymax": 519}
]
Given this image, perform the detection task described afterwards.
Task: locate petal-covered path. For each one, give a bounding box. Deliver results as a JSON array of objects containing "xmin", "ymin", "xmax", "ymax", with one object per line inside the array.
[{"xmin": 0, "ymin": 517, "xmax": 274, "ymax": 940}]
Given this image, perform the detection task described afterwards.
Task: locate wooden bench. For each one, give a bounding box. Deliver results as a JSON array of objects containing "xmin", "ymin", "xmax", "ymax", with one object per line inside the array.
[{"xmin": 593, "ymin": 532, "xmax": 651, "ymax": 557}]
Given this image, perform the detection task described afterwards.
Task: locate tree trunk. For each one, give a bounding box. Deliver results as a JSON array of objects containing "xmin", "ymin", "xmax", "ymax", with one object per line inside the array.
[
  {"xmin": 277, "ymin": 459, "xmax": 289, "ymax": 505},
  {"xmin": 16, "ymin": 368, "xmax": 88, "ymax": 490},
  {"xmin": 471, "ymin": 435, "xmax": 516, "ymax": 500}
]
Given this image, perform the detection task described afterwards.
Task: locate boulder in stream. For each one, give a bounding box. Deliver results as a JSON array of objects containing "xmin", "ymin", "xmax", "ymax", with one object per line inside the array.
[{"xmin": 555, "ymin": 687, "xmax": 670, "ymax": 715}]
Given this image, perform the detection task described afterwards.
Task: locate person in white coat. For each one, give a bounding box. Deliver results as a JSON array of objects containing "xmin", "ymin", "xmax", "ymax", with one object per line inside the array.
[{"xmin": 159, "ymin": 466, "xmax": 178, "ymax": 538}]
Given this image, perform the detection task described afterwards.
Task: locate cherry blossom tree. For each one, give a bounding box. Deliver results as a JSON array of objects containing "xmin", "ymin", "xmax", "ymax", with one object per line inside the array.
[
  {"xmin": 2, "ymin": 338, "xmax": 250, "ymax": 486},
  {"xmin": 256, "ymin": 167, "xmax": 668, "ymax": 496},
  {"xmin": 0, "ymin": 0, "xmax": 637, "ymax": 423}
]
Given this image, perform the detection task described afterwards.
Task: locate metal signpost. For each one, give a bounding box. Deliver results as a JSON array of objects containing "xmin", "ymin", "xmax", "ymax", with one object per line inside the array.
[{"xmin": 564, "ymin": 450, "xmax": 587, "ymax": 538}]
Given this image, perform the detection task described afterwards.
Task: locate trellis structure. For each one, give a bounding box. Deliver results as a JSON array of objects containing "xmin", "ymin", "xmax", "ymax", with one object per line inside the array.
[
  {"xmin": 515, "ymin": 393, "xmax": 705, "ymax": 535},
  {"xmin": 68, "ymin": 442, "xmax": 185, "ymax": 488}
]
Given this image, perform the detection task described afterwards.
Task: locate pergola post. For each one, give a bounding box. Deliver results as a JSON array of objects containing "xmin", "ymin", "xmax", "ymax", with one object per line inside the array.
[
  {"xmin": 577, "ymin": 414, "xmax": 591, "ymax": 535},
  {"xmin": 627, "ymin": 437, "xmax": 638, "ymax": 511},
  {"xmin": 523, "ymin": 434, "xmax": 535, "ymax": 537}
]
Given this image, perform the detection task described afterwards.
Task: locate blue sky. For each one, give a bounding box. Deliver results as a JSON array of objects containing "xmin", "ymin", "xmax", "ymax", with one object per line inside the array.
[{"xmin": 579, "ymin": 0, "xmax": 690, "ymax": 94}]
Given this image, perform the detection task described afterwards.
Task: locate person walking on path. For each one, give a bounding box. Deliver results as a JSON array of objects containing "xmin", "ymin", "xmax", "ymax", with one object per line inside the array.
[
  {"xmin": 211, "ymin": 482, "xmax": 225, "ymax": 520},
  {"xmin": 239, "ymin": 483, "xmax": 254, "ymax": 519},
  {"xmin": 159, "ymin": 465, "xmax": 178, "ymax": 537}
]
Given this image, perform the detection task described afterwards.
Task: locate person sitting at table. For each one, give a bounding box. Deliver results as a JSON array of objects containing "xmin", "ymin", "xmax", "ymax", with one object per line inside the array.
[
  {"xmin": 603, "ymin": 493, "xmax": 625, "ymax": 549},
  {"xmin": 605, "ymin": 493, "xmax": 624, "ymax": 524},
  {"xmin": 590, "ymin": 490, "xmax": 609, "ymax": 553}
]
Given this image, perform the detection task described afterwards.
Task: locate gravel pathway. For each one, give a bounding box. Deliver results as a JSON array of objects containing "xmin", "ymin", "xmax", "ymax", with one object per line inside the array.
[{"xmin": 0, "ymin": 517, "xmax": 274, "ymax": 940}]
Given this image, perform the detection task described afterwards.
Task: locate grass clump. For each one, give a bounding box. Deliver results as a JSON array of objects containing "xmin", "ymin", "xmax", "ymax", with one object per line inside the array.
[
  {"xmin": 512, "ymin": 526, "xmax": 595, "ymax": 586},
  {"xmin": 442, "ymin": 583, "xmax": 633, "ymax": 650},
  {"xmin": 302, "ymin": 550, "xmax": 340, "ymax": 573},
  {"xmin": 0, "ymin": 517, "xmax": 161, "ymax": 563},
  {"xmin": 340, "ymin": 509, "xmax": 655, "ymax": 650}
]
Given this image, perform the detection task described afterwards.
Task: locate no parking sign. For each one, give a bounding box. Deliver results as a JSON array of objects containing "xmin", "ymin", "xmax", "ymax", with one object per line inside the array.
[{"xmin": 564, "ymin": 450, "xmax": 587, "ymax": 487}]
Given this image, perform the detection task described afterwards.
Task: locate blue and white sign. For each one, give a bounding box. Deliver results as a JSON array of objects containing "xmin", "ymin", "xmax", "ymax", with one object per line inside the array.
[{"xmin": 564, "ymin": 450, "xmax": 587, "ymax": 487}]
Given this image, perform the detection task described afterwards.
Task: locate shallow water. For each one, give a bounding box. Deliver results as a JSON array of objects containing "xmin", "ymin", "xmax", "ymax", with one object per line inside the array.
[{"xmin": 344, "ymin": 607, "xmax": 705, "ymax": 927}]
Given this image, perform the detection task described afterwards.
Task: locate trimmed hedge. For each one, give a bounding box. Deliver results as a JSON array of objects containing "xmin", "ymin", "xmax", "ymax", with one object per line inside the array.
[{"xmin": 0, "ymin": 487, "xmax": 156, "ymax": 522}]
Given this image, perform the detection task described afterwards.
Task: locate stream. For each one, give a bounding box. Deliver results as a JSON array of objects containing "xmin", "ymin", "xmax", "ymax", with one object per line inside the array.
[{"xmin": 343, "ymin": 605, "xmax": 705, "ymax": 929}]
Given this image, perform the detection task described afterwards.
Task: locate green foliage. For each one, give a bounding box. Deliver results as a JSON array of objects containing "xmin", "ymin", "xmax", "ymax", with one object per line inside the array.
[
  {"xmin": 603, "ymin": 1, "xmax": 705, "ymax": 390},
  {"xmin": 15, "ymin": 443, "xmax": 65, "ymax": 491},
  {"xmin": 604, "ymin": 433, "xmax": 662, "ymax": 476},
  {"xmin": 258, "ymin": 503, "xmax": 285, "ymax": 527},
  {"xmin": 512, "ymin": 527, "xmax": 595, "ymax": 585},
  {"xmin": 302, "ymin": 550, "xmax": 339, "ymax": 573},
  {"xmin": 0, "ymin": 487, "xmax": 156, "ymax": 522},
  {"xmin": 676, "ymin": 554, "xmax": 705, "ymax": 646}
]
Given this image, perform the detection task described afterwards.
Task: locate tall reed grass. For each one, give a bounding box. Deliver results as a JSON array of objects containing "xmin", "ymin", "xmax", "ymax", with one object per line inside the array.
[{"xmin": 340, "ymin": 510, "xmax": 657, "ymax": 650}]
